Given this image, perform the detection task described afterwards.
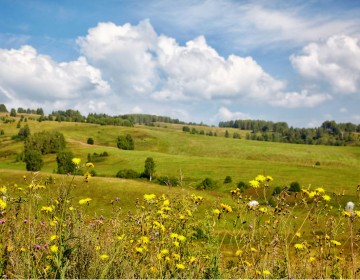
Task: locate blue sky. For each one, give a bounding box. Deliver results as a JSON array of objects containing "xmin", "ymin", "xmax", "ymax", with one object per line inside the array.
[{"xmin": 1, "ymin": 0, "xmax": 360, "ymax": 127}]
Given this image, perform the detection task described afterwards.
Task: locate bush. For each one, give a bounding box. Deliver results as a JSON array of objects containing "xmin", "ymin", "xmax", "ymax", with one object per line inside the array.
[
  {"xmin": 157, "ymin": 176, "xmax": 179, "ymax": 186},
  {"xmin": 24, "ymin": 149, "xmax": 43, "ymax": 171},
  {"xmin": 117, "ymin": 134, "xmax": 134, "ymax": 150},
  {"xmin": 315, "ymin": 161, "xmax": 321, "ymax": 166},
  {"xmin": 272, "ymin": 186, "xmax": 283, "ymax": 195},
  {"xmin": 289, "ymin": 181, "xmax": 301, "ymax": 192},
  {"xmin": 198, "ymin": 177, "xmax": 216, "ymax": 190},
  {"xmin": 116, "ymin": 169, "xmax": 140, "ymax": 179},
  {"xmin": 87, "ymin": 137, "xmax": 94, "ymax": 145},
  {"xmin": 224, "ymin": 176, "xmax": 232, "ymax": 184},
  {"xmin": 56, "ymin": 150, "xmax": 75, "ymax": 174}
]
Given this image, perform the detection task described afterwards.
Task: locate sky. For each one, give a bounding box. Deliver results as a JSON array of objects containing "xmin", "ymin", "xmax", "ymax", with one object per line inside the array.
[{"xmin": 0, "ymin": 0, "xmax": 360, "ymax": 127}]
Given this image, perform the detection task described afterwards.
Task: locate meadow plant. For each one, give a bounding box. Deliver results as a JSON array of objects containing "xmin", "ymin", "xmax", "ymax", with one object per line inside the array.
[{"xmin": 0, "ymin": 170, "xmax": 359, "ymax": 278}]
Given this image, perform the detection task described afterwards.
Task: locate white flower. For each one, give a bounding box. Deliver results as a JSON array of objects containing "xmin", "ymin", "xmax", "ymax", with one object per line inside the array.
[
  {"xmin": 248, "ymin": 200, "xmax": 259, "ymax": 208},
  {"xmin": 346, "ymin": 201, "xmax": 355, "ymax": 212}
]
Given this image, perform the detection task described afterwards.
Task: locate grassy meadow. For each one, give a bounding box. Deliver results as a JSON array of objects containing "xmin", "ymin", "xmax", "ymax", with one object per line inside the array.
[{"xmin": 1, "ymin": 114, "xmax": 360, "ymax": 278}]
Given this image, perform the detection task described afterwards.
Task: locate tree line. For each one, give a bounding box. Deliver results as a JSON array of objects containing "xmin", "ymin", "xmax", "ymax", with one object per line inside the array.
[{"xmin": 219, "ymin": 119, "xmax": 360, "ymax": 146}]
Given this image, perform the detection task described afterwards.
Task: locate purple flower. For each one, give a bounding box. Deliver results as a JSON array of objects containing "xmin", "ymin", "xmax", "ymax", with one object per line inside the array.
[
  {"xmin": 0, "ymin": 219, "xmax": 5, "ymax": 224},
  {"xmin": 23, "ymin": 219, "xmax": 28, "ymax": 224},
  {"xmin": 35, "ymin": 245, "xmax": 41, "ymax": 250},
  {"xmin": 116, "ymin": 197, "xmax": 120, "ymax": 201},
  {"xmin": 44, "ymin": 244, "xmax": 49, "ymax": 249}
]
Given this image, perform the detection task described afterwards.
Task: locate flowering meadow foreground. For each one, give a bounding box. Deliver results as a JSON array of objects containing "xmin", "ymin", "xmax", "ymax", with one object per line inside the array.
[{"xmin": 0, "ymin": 159, "xmax": 360, "ymax": 279}]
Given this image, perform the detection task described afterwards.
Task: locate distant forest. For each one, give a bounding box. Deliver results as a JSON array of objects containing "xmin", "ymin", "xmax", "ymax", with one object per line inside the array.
[
  {"xmin": 1, "ymin": 104, "xmax": 360, "ymax": 146},
  {"xmin": 219, "ymin": 119, "xmax": 360, "ymax": 146}
]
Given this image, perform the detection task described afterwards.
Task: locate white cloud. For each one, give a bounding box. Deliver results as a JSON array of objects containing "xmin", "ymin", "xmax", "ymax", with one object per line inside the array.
[
  {"xmin": 213, "ymin": 107, "xmax": 250, "ymax": 122},
  {"xmin": 132, "ymin": 106, "xmax": 143, "ymax": 113},
  {"xmin": 339, "ymin": 107, "xmax": 348, "ymax": 113},
  {"xmin": 270, "ymin": 90, "xmax": 332, "ymax": 108},
  {"xmin": 290, "ymin": 35, "xmax": 360, "ymax": 94},
  {"xmin": 0, "ymin": 45, "xmax": 109, "ymax": 105}
]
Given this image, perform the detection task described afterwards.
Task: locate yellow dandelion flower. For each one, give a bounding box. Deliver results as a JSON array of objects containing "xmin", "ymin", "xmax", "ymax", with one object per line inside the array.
[
  {"xmin": 255, "ymin": 175, "xmax": 266, "ymax": 182},
  {"xmin": 244, "ymin": 261, "xmax": 252, "ymax": 267},
  {"xmin": 50, "ymin": 245, "xmax": 58, "ymax": 253},
  {"xmin": 179, "ymin": 214, "xmax": 185, "ymax": 220},
  {"xmin": 220, "ymin": 203, "xmax": 233, "ymax": 213},
  {"xmin": 259, "ymin": 207, "xmax": 267, "ymax": 213},
  {"xmin": 294, "ymin": 243, "xmax": 304, "ymax": 250},
  {"xmin": 315, "ymin": 187, "xmax": 325, "ymax": 193},
  {"xmin": 322, "ymin": 195, "xmax": 331, "ymax": 202},
  {"xmin": 20, "ymin": 247, "xmax": 26, "ymax": 252},
  {"xmin": 266, "ymin": 176, "xmax": 273, "ymax": 182},
  {"xmin": 173, "ymin": 241, "xmax": 180, "ymax": 247},
  {"xmin": 50, "ymin": 235, "xmax": 58, "ymax": 241},
  {"xmin": 95, "ymin": 246, "xmax": 101, "ymax": 251},
  {"xmin": 41, "ymin": 206, "xmax": 54, "ymax": 213},
  {"xmin": 79, "ymin": 198, "xmax": 92, "ymax": 205},
  {"xmin": 170, "ymin": 233, "xmax": 179, "ymax": 239},
  {"xmin": 295, "ymin": 232, "xmax": 301, "ymax": 237},
  {"xmin": 144, "ymin": 194, "xmax": 156, "ymax": 201},
  {"xmin": 0, "ymin": 186, "xmax": 6, "ymax": 194},
  {"xmin": 163, "ymin": 199, "xmax": 170, "ymax": 206},
  {"xmin": 135, "ymin": 247, "xmax": 144, "ymax": 254},
  {"xmin": 256, "ymin": 270, "xmax": 262, "ymax": 275},
  {"xmin": 117, "ymin": 234, "xmax": 125, "ymax": 240},
  {"xmin": 355, "ymin": 210, "xmax": 360, "ymax": 217},
  {"xmin": 249, "ymin": 180, "xmax": 260, "ymax": 188},
  {"xmin": 213, "ymin": 209, "xmax": 221, "ymax": 215},
  {"xmin": 308, "ymin": 191, "xmax": 316, "ymax": 199},
  {"xmin": 85, "ymin": 162, "xmax": 94, "ymax": 168},
  {"xmin": 331, "ymin": 240, "xmax": 341, "ymax": 246},
  {"xmin": 172, "ymin": 253, "xmax": 180, "ymax": 260},
  {"xmin": 309, "ymin": 256, "xmax": 316, "ymax": 262},
  {"xmin": 263, "ymin": 270, "xmax": 271, "ymax": 276},
  {"xmin": 186, "ymin": 209, "xmax": 192, "ymax": 217},
  {"xmin": 250, "ymin": 247, "xmax": 258, "ymax": 252},
  {"xmin": 150, "ymin": 266, "xmax": 158, "ymax": 273},
  {"xmin": 68, "ymin": 206, "xmax": 74, "ymax": 211},
  {"xmin": 161, "ymin": 249, "xmax": 169, "ymax": 255},
  {"xmin": 336, "ymin": 256, "xmax": 345, "ymax": 261},
  {"xmin": 100, "ymin": 254, "xmax": 109, "ymax": 260},
  {"xmin": 189, "ymin": 256, "xmax": 196, "ymax": 263},
  {"xmin": 72, "ymin": 158, "xmax": 81, "ymax": 165},
  {"xmin": 177, "ymin": 235, "xmax": 186, "ymax": 242},
  {"xmin": 0, "ymin": 199, "xmax": 6, "ymax": 210},
  {"xmin": 139, "ymin": 236, "xmax": 149, "ymax": 244},
  {"xmin": 176, "ymin": 263, "xmax": 185, "ymax": 270},
  {"xmin": 235, "ymin": 249, "xmax": 243, "ymax": 256}
]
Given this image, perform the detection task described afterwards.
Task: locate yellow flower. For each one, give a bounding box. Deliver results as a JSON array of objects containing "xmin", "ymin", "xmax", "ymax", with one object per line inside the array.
[
  {"xmin": 249, "ymin": 180, "xmax": 260, "ymax": 188},
  {"xmin": 255, "ymin": 175, "xmax": 266, "ymax": 182},
  {"xmin": 355, "ymin": 210, "xmax": 360, "ymax": 217},
  {"xmin": 161, "ymin": 249, "xmax": 169, "ymax": 255},
  {"xmin": 266, "ymin": 176, "xmax": 273, "ymax": 182},
  {"xmin": 331, "ymin": 240, "xmax": 341, "ymax": 246},
  {"xmin": 69, "ymin": 206, "xmax": 74, "ymax": 211},
  {"xmin": 50, "ymin": 235, "xmax": 58, "ymax": 241},
  {"xmin": 170, "ymin": 233, "xmax": 179, "ymax": 239},
  {"xmin": 263, "ymin": 270, "xmax": 271, "ymax": 276},
  {"xmin": 172, "ymin": 253, "xmax": 180, "ymax": 260},
  {"xmin": 259, "ymin": 207, "xmax": 267, "ymax": 213},
  {"xmin": 50, "ymin": 245, "xmax": 58, "ymax": 253},
  {"xmin": 85, "ymin": 162, "xmax": 94, "ymax": 168},
  {"xmin": 213, "ymin": 209, "xmax": 221, "ymax": 215},
  {"xmin": 220, "ymin": 203, "xmax": 233, "ymax": 213},
  {"xmin": 41, "ymin": 206, "xmax": 54, "ymax": 213},
  {"xmin": 315, "ymin": 187, "xmax": 325, "ymax": 193},
  {"xmin": 0, "ymin": 199, "xmax": 6, "ymax": 210},
  {"xmin": 343, "ymin": 210, "xmax": 351, "ymax": 217},
  {"xmin": 0, "ymin": 186, "xmax": 6, "ymax": 194},
  {"xmin": 250, "ymin": 247, "xmax": 258, "ymax": 252},
  {"xmin": 294, "ymin": 243, "xmax": 305, "ymax": 250},
  {"xmin": 139, "ymin": 236, "xmax": 149, "ymax": 244},
  {"xmin": 163, "ymin": 199, "xmax": 170, "ymax": 206},
  {"xmin": 135, "ymin": 247, "xmax": 144, "ymax": 254},
  {"xmin": 144, "ymin": 194, "xmax": 156, "ymax": 201},
  {"xmin": 72, "ymin": 158, "xmax": 81, "ymax": 165},
  {"xmin": 117, "ymin": 234, "xmax": 125, "ymax": 240},
  {"xmin": 173, "ymin": 241, "xmax": 180, "ymax": 247},
  {"xmin": 176, "ymin": 263, "xmax": 185, "ymax": 270},
  {"xmin": 308, "ymin": 191, "xmax": 316, "ymax": 199},
  {"xmin": 177, "ymin": 235, "xmax": 186, "ymax": 242},
  {"xmin": 189, "ymin": 256, "xmax": 196, "ymax": 263},
  {"xmin": 179, "ymin": 214, "xmax": 185, "ymax": 220},
  {"xmin": 79, "ymin": 198, "xmax": 92, "ymax": 205},
  {"xmin": 20, "ymin": 247, "xmax": 26, "ymax": 252},
  {"xmin": 309, "ymin": 256, "xmax": 316, "ymax": 262},
  {"xmin": 322, "ymin": 195, "xmax": 331, "ymax": 202},
  {"xmin": 235, "ymin": 249, "xmax": 243, "ymax": 256},
  {"xmin": 186, "ymin": 209, "xmax": 193, "ymax": 217},
  {"xmin": 95, "ymin": 246, "xmax": 101, "ymax": 251},
  {"xmin": 100, "ymin": 254, "xmax": 109, "ymax": 260}
]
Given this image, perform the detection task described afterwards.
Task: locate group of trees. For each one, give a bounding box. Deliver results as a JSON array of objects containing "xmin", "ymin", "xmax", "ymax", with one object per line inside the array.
[
  {"xmin": 182, "ymin": 126, "xmax": 218, "ymax": 136},
  {"xmin": 220, "ymin": 119, "xmax": 360, "ymax": 146},
  {"xmin": 116, "ymin": 157, "xmax": 155, "ymax": 181}
]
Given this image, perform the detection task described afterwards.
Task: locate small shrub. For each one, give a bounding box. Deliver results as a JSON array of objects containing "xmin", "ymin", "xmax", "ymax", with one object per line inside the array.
[
  {"xmin": 315, "ymin": 161, "xmax": 321, "ymax": 166},
  {"xmin": 289, "ymin": 181, "xmax": 301, "ymax": 192},
  {"xmin": 198, "ymin": 177, "xmax": 216, "ymax": 190},
  {"xmin": 117, "ymin": 134, "xmax": 134, "ymax": 150},
  {"xmin": 87, "ymin": 137, "xmax": 94, "ymax": 145},
  {"xmin": 157, "ymin": 176, "xmax": 180, "ymax": 186},
  {"xmin": 224, "ymin": 176, "xmax": 232, "ymax": 184},
  {"xmin": 24, "ymin": 149, "xmax": 43, "ymax": 171},
  {"xmin": 272, "ymin": 186, "xmax": 283, "ymax": 195},
  {"xmin": 237, "ymin": 181, "xmax": 247, "ymax": 189},
  {"xmin": 116, "ymin": 169, "xmax": 140, "ymax": 179}
]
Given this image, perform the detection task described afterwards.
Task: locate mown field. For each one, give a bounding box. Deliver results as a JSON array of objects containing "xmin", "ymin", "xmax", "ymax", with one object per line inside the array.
[{"xmin": 1, "ymin": 114, "xmax": 360, "ymax": 278}]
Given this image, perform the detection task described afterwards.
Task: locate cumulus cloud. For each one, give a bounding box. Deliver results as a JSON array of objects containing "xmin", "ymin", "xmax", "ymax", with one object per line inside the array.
[
  {"xmin": 0, "ymin": 45, "xmax": 109, "ymax": 105},
  {"xmin": 213, "ymin": 107, "xmax": 250, "ymax": 122},
  {"xmin": 290, "ymin": 35, "xmax": 360, "ymax": 94},
  {"xmin": 270, "ymin": 90, "xmax": 332, "ymax": 108}
]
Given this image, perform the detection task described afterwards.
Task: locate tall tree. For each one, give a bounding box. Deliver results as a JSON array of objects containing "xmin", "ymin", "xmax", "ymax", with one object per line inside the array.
[{"xmin": 144, "ymin": 157, "xmax": 155, "ymax": 181}]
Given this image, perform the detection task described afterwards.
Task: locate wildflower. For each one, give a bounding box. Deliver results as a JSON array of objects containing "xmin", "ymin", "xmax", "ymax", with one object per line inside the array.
[
  {"xmin": 172, "ymin": 253, "xmax": 180, "ymax": 260},
  {"xmin": 150, "ymin": 266, "xmax": 158, "ymax": 273},
  {"xmin": 177, "ymin": 235, "xmax": 186, "ymax": 242},
  {"xmin": 100, "ymin": 254, "xmax": 109, "ymax": 260},
  {"xmin": 249, "ymin": 180, "xmax": 260, "ymax": 188},
  {"xmin": 161, "ymin": 249, "xmax": 169, "ymax": 255},
  {"xmin": 117, "ymin": 234, "xmax": 125, "ymax": 240},
  {"xmin": 346, "ymin": 201, "xmax": 355, "ymax": 212},
  {"xmin": 315, "ymin": 187, "xmax": 325, "ymax": 193},
  {"xmin": 0, "ymin": 199, "xmax": 6, "ymax": 210},
  {"xmin": 144, "ymin": 194, "xmax": 156, "ymax": 201},
  {"xmin": 23, "ymin": 219, "xmax": 28, "ymax": 223},
  {"xmin": 244, "ymin": 261, "xmax": 252, "ymax": 267},
  {"xmin": 331, "ymin": 240, "xmax": 341, "ymax": 246},
  {"xmin": 69, "ymin": 206, "xmax": 74, "ymax": 211},
  {"xmin": 265, "ymin": 176, "xmax": 273, "ymax": 182},
  {"xmin": 355, "ymin": 210, "xmax": 360, "ymax": 217},
  {"xmin": 50, "ymin": 245, "xmax": 58, "ymax": 253},
  {"xmin": 263, "ymin": 270, "xmax": 271, "ymax": 276},
  {"xmin": 0, "ymin": 219, "xmax": 5, "ymax": 224},
  {"xmin": 72, "ymin": 158, "xmax": 81, "ymax": 165},
  {"xmin": 0, "ymin": 186, "xmax": 6, "ymax": 194},
  {"xmin": 179, "ymin": 214, "xmax": 185, "ymax": 220},
  {"xmin": 135, "ymin": 247, "xmax": 144, "ymax": 254},
  {"xmin": 213, "ymin": 209, "xmax": 221, "ymax": 215},
  {"xmin": 295, "ymin": 232, "xmax": 301, "ymax": 238},
  {"xmin": 255, "ymin": 175, "xmax": 266, "ymax": 182},
  {"xmin": 309, "ymin": 256, "xmax": 316, "ymax": 262},
  {"xmin": 294, "ymin": 243, "xmax": 305, "ymax": 250},
  {"xmin": 85, "ymin": 162, "xmax": 94, "ymax": 168},
  {"xmin": 44, "ymin": 244, "xmax": 49, "ymax": 249},
  {"xmin": 20, "ymin": 247, "xmax": 26, "ymax": 252},
  {"xmin": 79, "ymin": 198, "xmax": 92, "ymax": 205},
  {"xmin": 186, "ymin": 209, "xmax": 192, "ymax": 217},
  {"xmin": 220, "ymin": 203, "xmax": 233, "ymax": 213},
  {"xmin": 41, "ymin": 206, "xmax": 54, "ymax": 213},
  {"xmin": 250, "ymin": 247, "xmax": 258, "ymax": 252},
  {"xmin": 170, "ymin": 233, "xmax": 179, "ymax": 239},
  {"xmin": 50, "ymin": 235, "xmax": 58, "ymax": 241},
  {"xmin": 139, "ymin": 236, "xmax": 149, "ymax": 244},
  {"xmin": 189, "ymin": 256, "xmax": 196, "ymax": 263},
  {"xmin": 322, "ymin": 195, "xmax": 331, "ymax": 202},
  {"xmin": 259, "ymin": 207, "xmax": 267, "ymax": 213},
  {"xmin": 308, "ymin": 191, "xmax": 316, "ymax": 199},
  {"xmin": 35, "ymin": 244, "xmax": 41, "ymax": 250},
  {"xmin": 163, "ymin": 199, "xmax": 170, "ymax": 206},
  {"xmin": 235, "ymin": 249, "xmax": 243, "ymax": 256},
  {"xmin": 248, "ymin": 200, "xmax": 259, "ymax": 208},
  {"xmin": 95, "ymin": 246, "xmax": 101, "ymax": 251},
  {"xmin": 176, "ymin": 263, "xmax": 185, "ymax": 270},
  {"xmin": 173, "ymin": 241, "xmax": 180, "ymax": 247},
  {"xmin": 343, "ymin": 210, "xmax": 351, "ymax": 217}
]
